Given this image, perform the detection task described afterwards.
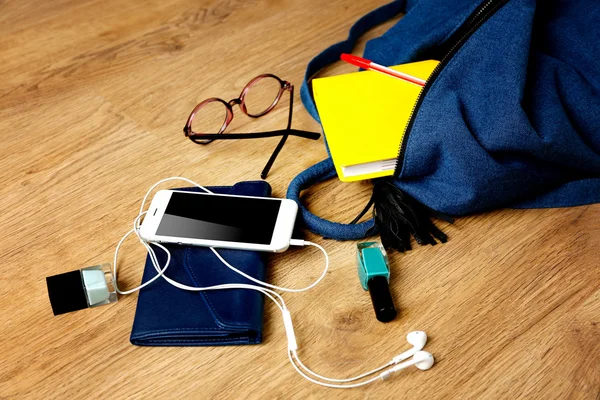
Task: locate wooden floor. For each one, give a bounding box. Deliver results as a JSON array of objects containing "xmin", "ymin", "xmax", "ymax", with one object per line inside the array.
[{"xmin": 1, "ymin": 0, "xmax": 599, "ymax": 398}]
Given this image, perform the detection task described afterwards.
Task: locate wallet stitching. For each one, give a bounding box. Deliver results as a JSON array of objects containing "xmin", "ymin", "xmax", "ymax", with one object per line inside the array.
[
  {"xmin": 186, "ymin": 249, "xmax": 230, "ymax": 329},
  {"xmin": 185, "ymin": 249, "xmax": 234, "ymax": 328},
  {"xmin": 133, "ymin": 327, "xmax": 236, "ymax": 339},
  {"xmin": 140, "ymin": 337, "xmax": 256, "ymax": 344},
  {"xmin": 185, "ymin": 232, "xmax": 249, "ymax": 329}
]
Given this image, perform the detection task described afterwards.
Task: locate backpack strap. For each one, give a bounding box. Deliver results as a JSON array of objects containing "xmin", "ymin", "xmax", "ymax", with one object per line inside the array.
[
  {"xmin": 300, "ymin": 0, "xmax": 407, "ymax": 122},
  {"xmin": 286, "ymin": 158, "xmax": 375, "ymax": 239},
  {"xmin": 289, "ymin": 1, "xmax": 406, "ymax": 240}
]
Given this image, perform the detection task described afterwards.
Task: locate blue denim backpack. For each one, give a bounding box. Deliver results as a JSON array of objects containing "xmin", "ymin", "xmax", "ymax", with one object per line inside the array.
[{"xmin": 287, "ymin": 0, "xmax": 600, "ymax": 251}]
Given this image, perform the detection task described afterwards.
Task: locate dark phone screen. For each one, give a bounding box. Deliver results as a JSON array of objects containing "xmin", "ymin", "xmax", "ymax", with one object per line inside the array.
[{"xmin": 155, "ymin": 191, "xmax": 281, "ymax": 245}]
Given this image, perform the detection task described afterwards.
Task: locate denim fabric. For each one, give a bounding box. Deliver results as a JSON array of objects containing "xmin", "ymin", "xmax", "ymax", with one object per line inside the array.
[
  {"xmin": 288, "ymin": 0, "xmax": 600, "ymax": 240},
  {"xmin": 286, "ymin": 158, "xmax": 375, "ymax": 239}
]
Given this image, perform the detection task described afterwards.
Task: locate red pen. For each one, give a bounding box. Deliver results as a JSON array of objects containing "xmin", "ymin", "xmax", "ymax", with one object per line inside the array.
[{"xmin": 341, "ymin": 53, "xmax": 426, "ymax": 87}]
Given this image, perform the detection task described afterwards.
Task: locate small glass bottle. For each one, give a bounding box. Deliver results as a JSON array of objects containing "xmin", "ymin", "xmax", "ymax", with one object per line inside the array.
[
  {"xmin": 356, "ymin": 242, "xmax": 397, "ymax": 322},
  {"xmin": 46, "ymin": 263, "xmax": 117, "ymax": 315}
]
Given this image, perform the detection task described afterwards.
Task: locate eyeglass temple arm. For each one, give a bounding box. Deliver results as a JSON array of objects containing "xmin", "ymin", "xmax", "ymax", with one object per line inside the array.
[
  {"xmin": 260, "ymin": 84, "xmax": 296, "ymax": 179},
  {"xmin": 189, "ymin": 129, "xmax": 320, "ymax": 141}
]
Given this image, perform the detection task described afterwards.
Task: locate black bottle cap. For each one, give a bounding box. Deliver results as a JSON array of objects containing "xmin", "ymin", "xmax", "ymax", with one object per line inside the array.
[
  {"xmin": 46, "ymin": 270, "xmax": 88, "ymax": 315},
  {"xmin": 367, "ymin": 276, "xmax": 397, "ymax": 323}
]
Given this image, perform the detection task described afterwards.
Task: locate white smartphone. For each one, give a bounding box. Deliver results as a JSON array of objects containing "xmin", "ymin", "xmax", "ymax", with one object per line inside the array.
[{"xmin": 139, "ymin": 190, "xmax": 298, "ymax": 252}]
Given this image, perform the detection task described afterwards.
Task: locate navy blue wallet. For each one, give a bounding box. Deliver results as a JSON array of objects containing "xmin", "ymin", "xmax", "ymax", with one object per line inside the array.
[{"xmin": 130, "ymin": 181, "xmax": 271, "ymax": 346}]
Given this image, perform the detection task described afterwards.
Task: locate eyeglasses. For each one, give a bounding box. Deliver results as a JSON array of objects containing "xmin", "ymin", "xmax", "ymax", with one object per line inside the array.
[{"xmin": 183, "ymin": 74, "xmax": 321, "ymax": 179}]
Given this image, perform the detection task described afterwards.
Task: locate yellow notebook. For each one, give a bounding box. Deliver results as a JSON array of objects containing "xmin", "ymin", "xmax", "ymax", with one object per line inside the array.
[{"xmin": 313, "ymin": 60, "xmax": 439, "ymax": 182}]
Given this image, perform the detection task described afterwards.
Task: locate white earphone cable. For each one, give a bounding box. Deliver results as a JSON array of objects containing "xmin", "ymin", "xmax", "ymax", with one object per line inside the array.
[
  {"xmin": 114, "ymin": 177, "xmax": 329, "ymax": 296},
  {"xmin": 111, "ymin": 177, "xmax": 428, "ymax": 388},
  {"xmin": 292, "ymin": 351, "xmax": 393, "ymax": 383},
  {"xmin": 288, "ymin": 352, "xmax": 384, "ymax": 388},
  {"xmin": 209, "ymin": 241, "xmax": 328, "ymax": 293}
]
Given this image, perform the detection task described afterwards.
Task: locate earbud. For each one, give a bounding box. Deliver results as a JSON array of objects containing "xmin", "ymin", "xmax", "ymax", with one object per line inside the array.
[
  {"xmin": 392, "ymin": 331, "xmax": 428, "ymax": 364},
  {"xmin": 288, "ymin": 329, "xmax": 434, "ymax": 389},
  {"xmin": 412, "ymin": 351, "xmax": 435, "ymax": 370},
  {"xmin": 380, "ymin": 351, "xmax": 435, "ymax": 380}
]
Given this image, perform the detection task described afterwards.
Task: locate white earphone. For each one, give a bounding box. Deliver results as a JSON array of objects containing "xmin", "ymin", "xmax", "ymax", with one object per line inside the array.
[
  {"xmin": 380, "ymin": 351, "xmax": 435, "ymax": 380},
  {"xmin": 286, "ymin": 327, "xmax": 434, "ymax": 388},
  {"xmin": 113, "ymin": 177, "xmax": 435, "ymax": 389},
  {"xmin": 392, "ymin": 331, "xmax": 428, "ymax": 364}
]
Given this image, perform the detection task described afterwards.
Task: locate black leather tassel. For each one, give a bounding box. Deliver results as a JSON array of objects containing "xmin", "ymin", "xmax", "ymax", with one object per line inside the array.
[{"xmin": 352, "ymin": 179, "xmax": 453, "ymax": 252}]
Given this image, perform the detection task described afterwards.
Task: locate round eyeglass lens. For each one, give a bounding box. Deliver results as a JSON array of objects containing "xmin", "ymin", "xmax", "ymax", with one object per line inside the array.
[
  {"xmin": 243, "ymin": 76, "xmax": 282, "ymax": 116},
  {"xmin": 189, "ymin": 99, "xmax": 229, "ymax": 136}
]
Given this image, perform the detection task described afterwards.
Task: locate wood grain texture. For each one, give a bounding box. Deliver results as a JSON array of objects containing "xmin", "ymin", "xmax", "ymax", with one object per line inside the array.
[{"xmin": 0, "ymin": 0, "xmax": 598, "ymax": 398}]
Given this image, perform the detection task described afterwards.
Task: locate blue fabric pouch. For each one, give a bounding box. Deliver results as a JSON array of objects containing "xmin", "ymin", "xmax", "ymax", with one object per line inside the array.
[
  {"xmin": 130, "ymin": 181, "xmax": 271, "ymax": 346},
  {"xmin": 287, "ymin": 0, "xmax": 600, "ymax": 251}
]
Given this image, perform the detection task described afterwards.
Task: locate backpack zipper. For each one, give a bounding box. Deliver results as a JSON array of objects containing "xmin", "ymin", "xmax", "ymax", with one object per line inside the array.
[{"xmin": 394, "ymin": 0, "xmax": 510, "ymax": 177}]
